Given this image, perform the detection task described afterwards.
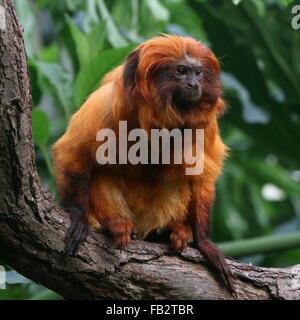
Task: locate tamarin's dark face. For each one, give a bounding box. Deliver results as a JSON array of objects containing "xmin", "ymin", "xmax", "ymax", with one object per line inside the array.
[{"xmin": 155, "ymin": 55, "xmax": 204, "ymax": 110}]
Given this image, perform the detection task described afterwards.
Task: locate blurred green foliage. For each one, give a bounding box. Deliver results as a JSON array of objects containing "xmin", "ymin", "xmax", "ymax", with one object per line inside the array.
[{"xmin": 1, "ymin": 0, "xmax": 299, "ymax": 299}]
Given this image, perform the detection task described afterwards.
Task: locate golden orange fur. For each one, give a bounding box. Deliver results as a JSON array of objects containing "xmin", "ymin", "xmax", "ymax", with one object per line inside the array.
[{"xmin": 52, "ymin": 35, "xmax": 235, "ymax": 295}]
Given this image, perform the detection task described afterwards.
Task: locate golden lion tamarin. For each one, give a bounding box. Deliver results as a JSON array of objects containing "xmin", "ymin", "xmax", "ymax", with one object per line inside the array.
[{"xmin": 52, "ymin": 34, "xmax": 235, "ymax": 296}]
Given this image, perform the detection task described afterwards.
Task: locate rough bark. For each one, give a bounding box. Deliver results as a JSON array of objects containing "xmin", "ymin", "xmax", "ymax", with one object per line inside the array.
[{"xmin": 0, "ymin": 0, "xmax": 299, "ymax": 300}]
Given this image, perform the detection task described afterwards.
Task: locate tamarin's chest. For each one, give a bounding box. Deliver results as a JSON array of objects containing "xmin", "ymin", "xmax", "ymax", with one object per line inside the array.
[
  {"xmin": 97, "ymin": 160, "xmax": 218, "ymax": 237},
  {"xmin": 118, "ymin": 173, "xmax": 191, "ymax": 237}
]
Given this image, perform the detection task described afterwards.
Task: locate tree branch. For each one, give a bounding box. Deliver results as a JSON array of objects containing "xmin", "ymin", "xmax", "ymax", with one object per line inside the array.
[{"xmin": 0, "ymin": 0, "xmax": 299, "ymax": 300}]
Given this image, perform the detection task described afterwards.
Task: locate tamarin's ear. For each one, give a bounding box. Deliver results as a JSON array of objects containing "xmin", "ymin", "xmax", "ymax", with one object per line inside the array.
[{"xmin": 123, "ymin": 49, "xmax": 140, "ymax": 93}]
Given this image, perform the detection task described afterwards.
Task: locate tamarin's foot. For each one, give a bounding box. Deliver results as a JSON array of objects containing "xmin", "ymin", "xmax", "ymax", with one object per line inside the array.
[
  {"xmin": 170, "ymin": 230, "xmax": 189, "ymax": 251},
  {"xmin": 168, "ymin": 222, "xmax": 190, "ymax": 251},
  {"xmin": 64, "ymin": 207, "xmax": 89, "ymax": 255},
  {"xmin": 102, "ymin": 216, "xmax": 137, "ymax": 248}
]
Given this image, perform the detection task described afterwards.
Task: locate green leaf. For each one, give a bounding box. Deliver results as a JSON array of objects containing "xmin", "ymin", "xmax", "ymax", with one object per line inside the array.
[
  {"xmin": 32, "ymin": 109, "xmax": 50, "ymax": 147},
  {"xmin": 232, "ymin": 0, "xmax": 242, "ymax": 5},
  {"xmin": 166, "ymin": 1, "xmax": 208, "ymax": 41},
  {"xmin": 242, "ymin": 1, "xmax": 299, "ymax": 98},
  {"xmin": 38, "ymin": 44, "xmax": 59, "ymax": 63},
  {"xmin": 75, "ymin": 45, "xmax": 136, "ymax": 107},
  {"xmin": 86, "ymin": 23, "xmax": 107, "ymax": 60},
  {"xmin": 35, "ymin": 61, "xmax": 74, "ymax": 118},
  {"xmin": 247, "ymin": 160, "xmax": 300, "ymax": 196},
  {"xmin": 144, "ymin": 0, "xmax": 170, "ymax": 21},
  {"xmin": 36, "ymin": 0, "xmax": 49, "ymax": 10},
  {"xmin": 283, "ymin": 0, "xmax": 295, "ymax": 6},
  {"xmin": 83, "ymin": 0, "xmax": 100, "ymax": 32},
  {"xmin": 250, "ymin": 0, "xmax": 266, "ymax": 16},
  {"xmin": 97, "ymin": 0, "xmax": 129, "ymax": 48},
  {"xmin": 65, "ymin": 16, "xmax": 90, "ymax": 68}
]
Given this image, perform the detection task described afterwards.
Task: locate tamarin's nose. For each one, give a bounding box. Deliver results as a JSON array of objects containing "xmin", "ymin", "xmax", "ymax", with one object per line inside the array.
[{"xmin": 187, "ymin": 81, "xmax": 199, "ymax": 90}]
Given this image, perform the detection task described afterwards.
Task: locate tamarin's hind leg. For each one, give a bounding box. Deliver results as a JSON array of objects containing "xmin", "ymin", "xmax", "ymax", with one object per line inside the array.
[
  {"xmin": 101, "ymin": 216, "xmax": 137, "ymax": 248},
  {"xmin": 188, "ymin": 189, "xmax": 237, "ymax": 298},
  {"xmin": 64, "ymin": 206, "xmax": 89, "ymax": 255},
  {"xmin": 90, "ymin": 174, "xmax": 137, "ymax": 248},
  {"xmin": 55, "ymin": 170, "xmax": 91, "ymax": 256},
  {"xmin": 168, "ymin": 221, "xmax": 190, "ymax": 251}
]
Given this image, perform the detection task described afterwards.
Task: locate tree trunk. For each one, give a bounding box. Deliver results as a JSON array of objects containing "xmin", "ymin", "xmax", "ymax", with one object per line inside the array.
[{"xmin": 0, "ymin": 0, "xmax": 299, "ymax": 300}]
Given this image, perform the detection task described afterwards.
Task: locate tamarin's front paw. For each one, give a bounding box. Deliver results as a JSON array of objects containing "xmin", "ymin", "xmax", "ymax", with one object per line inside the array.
[
  {"xmin": 170, "ymin": 228, "xmax": 189, "ymax": 251},
  {"xmin": 168, "ymin": 222, "xmax": 190, "ymax": 252},
  {"xmin": 102, "ymin": 216, "xmax": 137, "ymax": 248},
  {"xmin": 64, "ymin": 207, "xmax": 89, "ymax": 255}
]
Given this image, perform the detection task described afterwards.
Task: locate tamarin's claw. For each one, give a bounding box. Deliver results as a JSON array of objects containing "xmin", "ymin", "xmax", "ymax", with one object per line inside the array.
[
  {"xmin": 64, "ymin": 207, "xmax": 89, "ymax": 255},
  {"xmin": 131, "ymin": 229, "xmax": 138, "ymax": 240}
]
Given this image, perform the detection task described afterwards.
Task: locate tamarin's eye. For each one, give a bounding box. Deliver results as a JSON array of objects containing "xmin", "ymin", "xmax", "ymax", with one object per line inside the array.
[
  {"xmin": 195, "ymin": 67, "xmax": 203, "ymax": 78},
  {"xmin": 176, "ymin": 66, "xmax": 187, "ymax": 76}
]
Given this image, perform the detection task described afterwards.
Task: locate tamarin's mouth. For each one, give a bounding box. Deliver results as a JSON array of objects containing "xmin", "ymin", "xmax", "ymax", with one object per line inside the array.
[{"xmin": 172, "ymin": 90, "xmax": 202, "ymax": 111}]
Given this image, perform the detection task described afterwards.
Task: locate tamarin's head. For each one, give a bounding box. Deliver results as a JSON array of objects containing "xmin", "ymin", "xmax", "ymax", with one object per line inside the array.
[{"xmin": 122, "ymin": 34, "xmax": 225, "ymax": 129}]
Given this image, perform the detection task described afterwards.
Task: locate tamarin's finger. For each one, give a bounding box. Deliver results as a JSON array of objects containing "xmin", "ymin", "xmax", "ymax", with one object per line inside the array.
[
  {"xmin": 72, "ymin": 222, "xmax": 85, "ymax": 241},
  {"xmin": 65, "ymin": 237, "xmax": 78, "ymax": 256}
]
